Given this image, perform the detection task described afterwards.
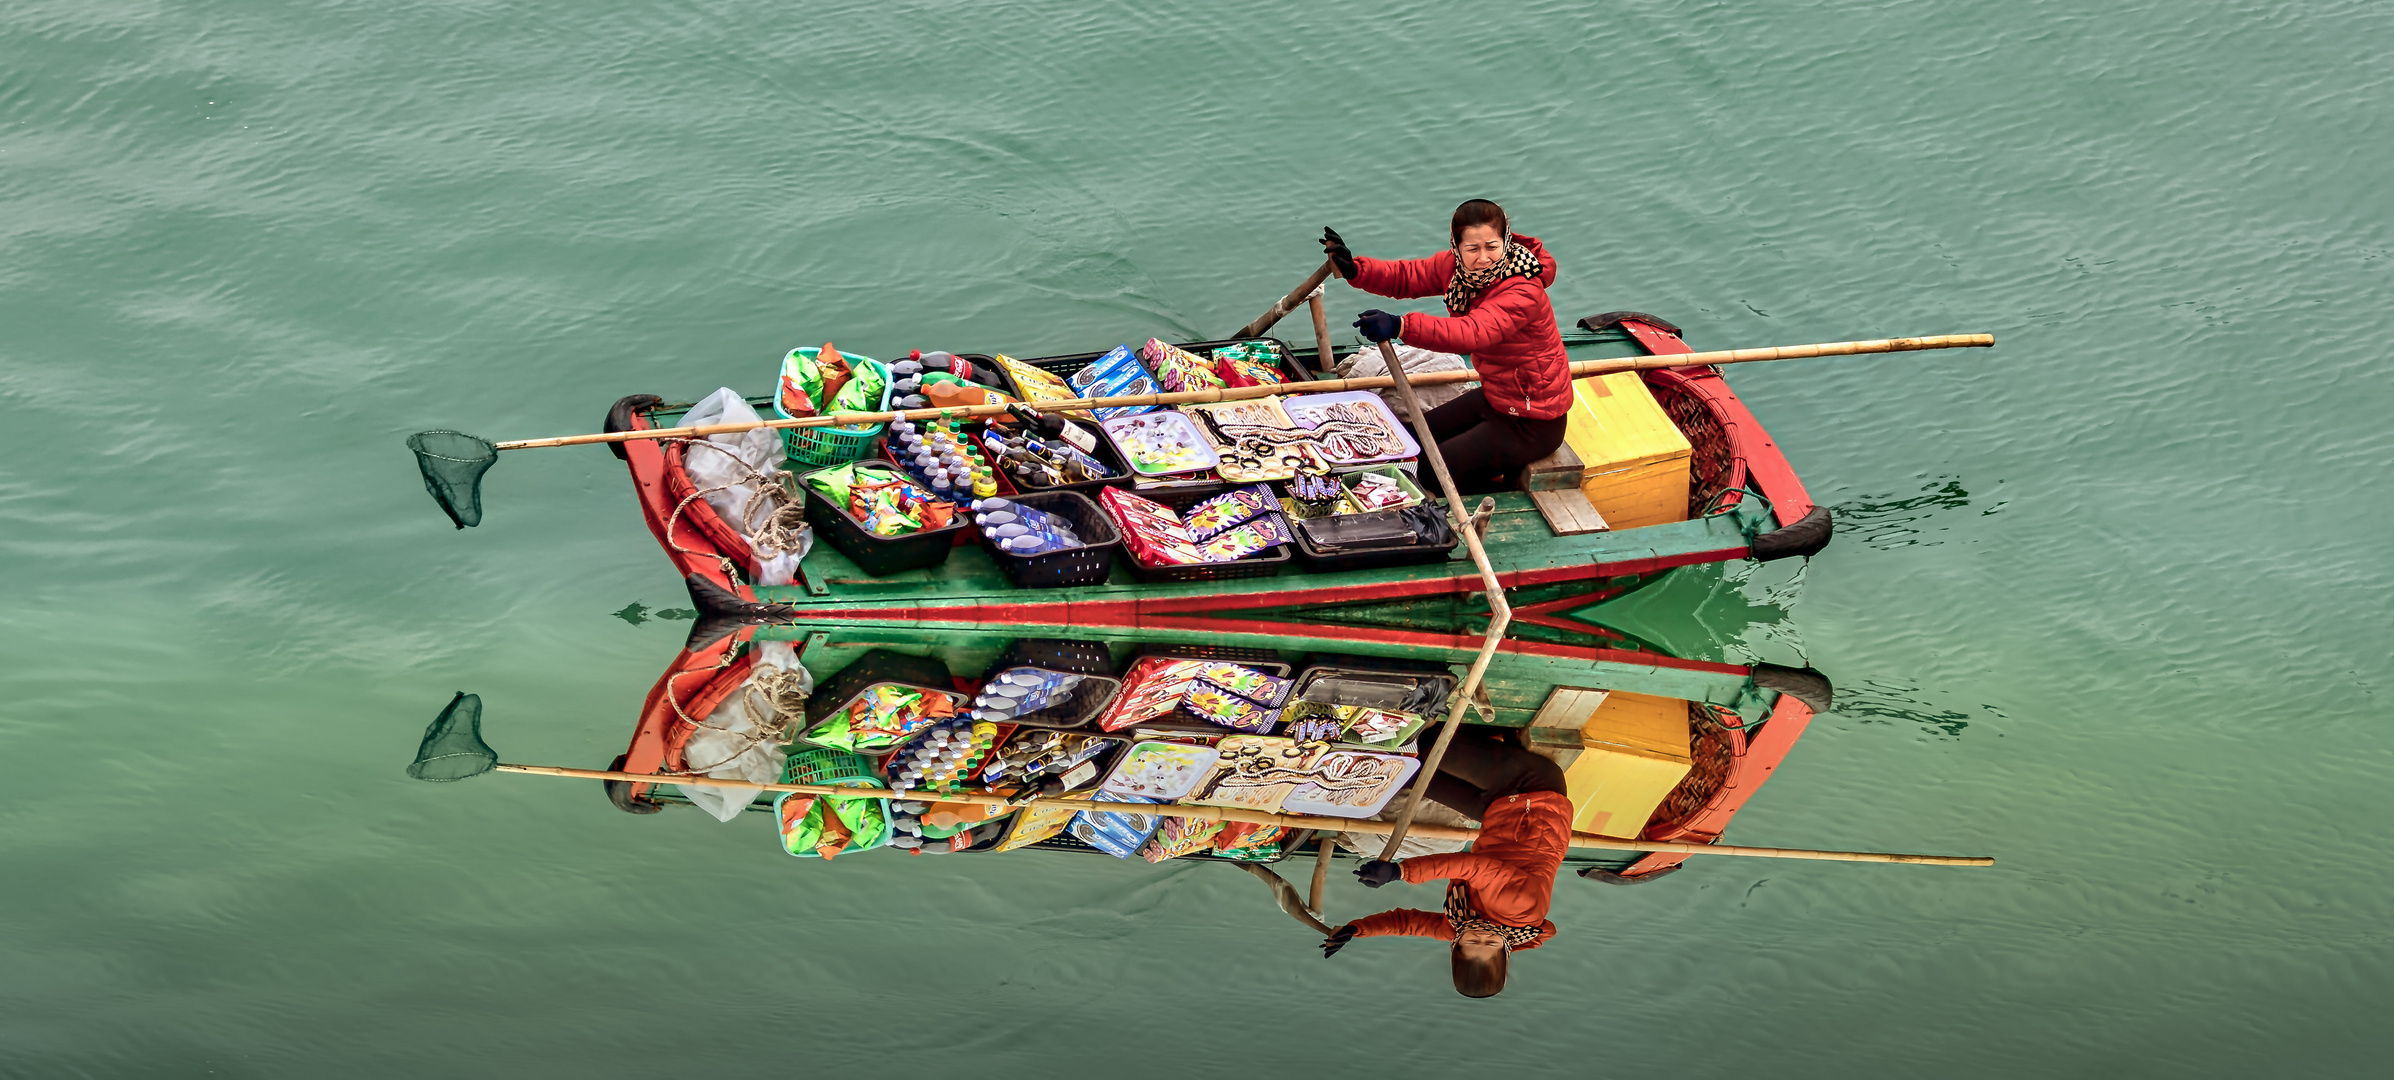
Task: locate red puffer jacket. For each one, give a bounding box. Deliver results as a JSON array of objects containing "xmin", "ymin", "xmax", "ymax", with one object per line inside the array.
[
  {"xmin": 1347, "ymin": 789, "xmax": 1574, "ymax": 949},
  {"xmin": 1347, "ymin": 234, "xmax": 1571, "ymax": 421}
]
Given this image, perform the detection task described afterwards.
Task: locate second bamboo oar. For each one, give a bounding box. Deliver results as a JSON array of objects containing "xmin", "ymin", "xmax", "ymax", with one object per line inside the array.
[{"xmin": 492, "ymin": 333, "xmax": 1993, "ymax": 451}]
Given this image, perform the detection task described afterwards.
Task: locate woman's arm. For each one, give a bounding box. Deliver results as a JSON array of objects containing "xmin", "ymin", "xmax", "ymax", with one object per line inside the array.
[
  {"xmin": 1349, "ymin": 251, "xmax": 1456, "ymax": 301},
  {"xmin": 1347, "ymin": 908, "xmax": 1455, "ymax": 941},
  {"xmin": 1398, "ymin": 850, "xmax": 1535, "ymax": 898},
  {"xmin": 1398, "ymin": 283, "xmax": 1541, "ymax": 355}
]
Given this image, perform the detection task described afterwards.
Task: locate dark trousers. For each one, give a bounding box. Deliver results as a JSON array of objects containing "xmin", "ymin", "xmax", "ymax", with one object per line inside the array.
[
  {"xmin": 1422, "ymin": 730, "xmax": 1569, "ymax": 822},
  {"xmin": 1423, "ymin": 388, "xmax": 1570, "ymax": 495}
]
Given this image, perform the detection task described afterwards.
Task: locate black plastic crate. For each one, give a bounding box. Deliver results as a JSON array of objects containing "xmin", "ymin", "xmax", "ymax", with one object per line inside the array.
[
  {"xmin": 1289, "ymin": 505, "xmax": 1461, "ymax": 573},
  {"xmin": 798, "ymin": 465, "xmax": 970, "ymax": 578},
  {"xmin": 1106, "ymin": 486, "xmax": 1292, "ymax": 584},
  {"xmin": 996, "ymin": 638, "xmax": 1116, "ymax": 677},
  {"xmin": 980, "ymin": 639, "xmax": 1125, "ymax": 731},
  {"xmin": 998, "ymin": 422, "xmax": 1134, "ymax": 497},
  {"xmin": 1292, "ymin": 656, "xmax": 1458, "ymax": 717},
  {"xmin": 805, "ymin": 648, "xmax": 955, "ymax": 725},
  {"xmin": 1003, "ymin": 336, "xmax": 1308, "ymax": 390},
  {"xmin": 977, "ymin": 490, "xmax": 1121, "ymax": 589},
  {"xmin": 1095, "ymin": 650, "xmax": 1298, "ymax": 736}
]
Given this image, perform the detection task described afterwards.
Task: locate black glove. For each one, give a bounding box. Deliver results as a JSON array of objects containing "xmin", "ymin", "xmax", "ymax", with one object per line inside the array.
[
  {"xmin": 1320, "ymin": 924, "xmax": 1359, "ymax": 958},
  {"xmin": 1321, "ymin": 227, "xmax": 1359, "ymax": 281},
  {"xmin": 1353, "ymin": 310, "xmax": 1402, "ymax": 344},
  {"xmin": 1355, "ymin": 859, "xmax": 1403, "ymax": 888}
]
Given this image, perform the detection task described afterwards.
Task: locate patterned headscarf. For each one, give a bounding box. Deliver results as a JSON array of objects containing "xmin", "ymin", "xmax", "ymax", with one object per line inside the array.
[
  {"xmin": 1443, "ymin": 233, "xmax": 1544, "ymax": 315},
  {"xmin": 1445, "ymin": 881, "xmax": 1543, "ymax": 950}
]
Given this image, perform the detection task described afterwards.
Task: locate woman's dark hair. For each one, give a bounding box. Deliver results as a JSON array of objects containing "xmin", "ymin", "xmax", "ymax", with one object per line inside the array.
[
  {"xmin": 1449, "ymin": 199, "xmax": 1509, "ymax": 245},
  {"xmin": 1451, "ymin": 943, "xmax": 1509, "ymax": 998}
]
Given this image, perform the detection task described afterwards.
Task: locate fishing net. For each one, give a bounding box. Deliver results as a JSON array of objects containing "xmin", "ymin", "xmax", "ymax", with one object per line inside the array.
[
  {"xmin": 408, "ymin": 692, "xmax": 497, "ymax": 781},
  {"xmin": 408, "ymin": 431, "xmax": 499, "ymax": 529}
]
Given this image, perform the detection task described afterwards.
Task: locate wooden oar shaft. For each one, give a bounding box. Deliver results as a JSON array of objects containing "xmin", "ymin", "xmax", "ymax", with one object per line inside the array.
[
  {"xmin": 494, "ymin": 764, "xmax": 1992, "ymax": 866},
  {"xmin": 492, "ymin": 333, "xmax": 1989, "ymax": 450},
  {"xmin": 1234, "ymin": 260, "xmax": 1337, "ymax": 340}
]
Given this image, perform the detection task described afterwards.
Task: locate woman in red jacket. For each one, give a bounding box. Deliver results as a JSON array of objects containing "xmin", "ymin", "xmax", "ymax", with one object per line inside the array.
[
  {"xmin": 1324, "ymin": 199, "xmax": 1572, "ymax": 493},
  {"xmin": 1318, "ymin": 730, "xmax": 1574, "ymax": 998}
]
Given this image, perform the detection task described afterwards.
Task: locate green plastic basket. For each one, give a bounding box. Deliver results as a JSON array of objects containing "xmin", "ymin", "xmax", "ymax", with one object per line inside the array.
[
  {"xmin": 774, "ymin": 349, "xmax": 892, "ymax": 469},
  {"xmin": 783, "ymin": 746, "xmax": 883, "ymax": 787},
  {"xmin": 776, "ymin": 749, "xmax": 890, "ymax": 858}
]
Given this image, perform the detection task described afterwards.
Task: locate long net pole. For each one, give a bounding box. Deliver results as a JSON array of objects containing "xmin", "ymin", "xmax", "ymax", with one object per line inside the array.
[{"xmin": 492, "ymin": 765, "xmax": 1991, "ymax": 866}]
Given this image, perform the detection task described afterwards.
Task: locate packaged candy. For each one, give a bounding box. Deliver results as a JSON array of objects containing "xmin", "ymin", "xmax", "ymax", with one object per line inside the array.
[
  {"xmin": 1210, "ymin": 821, "xmax": 1291, "ymax": 862},
  {"xmin": 1184, "ymin": 685, "xmax": 1279, "ymax": 733},
  {"xmin": 1068, "ymin": 795, "xmax": 1163, "ymax": 858},
  {"xmin": 1140, "ymin": 338, "xmax": 1226, "ymax": 393},
  {"xmin": 1211, "ymin": 341, "xmax": 1288, "ymax": 389},
  {"xmin": 777, "ymin": 789, "xmax": 886, "ymax": 859},
  {"xmin": 1343, "ymin": 471, "xmax": 1419, "ymax": 513},
  {"xmin": 997, "ymin": 354, "xmax": 1074, "ymax": 401},
  {"xmin": 1095, "ymin": 658, "xmax": 1214, "ymax": 730},
  {"xmin": 1196, "ymin": 664, "xmax": 1291, "ymax": 706},
  {"xmin": 1068, "ymin": 346, "xmax": 1163, "ymax": 420},
  {"xmin": 1139, "ymin": 816, "xmax": 1228, "ymax": 862},
  {"xmin": 995, "ymin": 797, "xmax": 1087, "ymax": 853},
  {"xmin": 1284, "ymin": 714, "xmax": 1344, "ymax": 743},
  {"xmin": 1197, "ymin": 515, "xmax": 1289, "ymax": 562},
  {"xmin": 1337, "ymin": 706, "xmax": 1424, "ymax": 745},
  {"xmin": 1183, "ymin": 484, "xmax": 1276, "ymax": 539}
]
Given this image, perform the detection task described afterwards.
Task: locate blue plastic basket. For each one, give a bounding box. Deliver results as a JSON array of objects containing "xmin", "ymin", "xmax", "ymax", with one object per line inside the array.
[{"xmin": 774, "ymin": 348, "xmax": 892, "ymax": 469}]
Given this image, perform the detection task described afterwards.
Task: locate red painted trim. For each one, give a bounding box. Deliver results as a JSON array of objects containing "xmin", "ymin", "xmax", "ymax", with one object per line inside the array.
[
  {"xmin": 1620, "ymin": 318, "xmax": 1816, "ymax": 528},
  {"xmin": 622, "ymin": 410, "xmax": 747, "ymax": 595},
  {"xmin": 617, "ymin": 636, "xmax": 754, "ymax": 799}
]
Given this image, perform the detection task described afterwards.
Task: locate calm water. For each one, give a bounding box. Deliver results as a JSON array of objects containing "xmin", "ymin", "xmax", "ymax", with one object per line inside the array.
[{"xmin": 5, "ymin": 1, "xmax": 2390, "ymax": 1075}]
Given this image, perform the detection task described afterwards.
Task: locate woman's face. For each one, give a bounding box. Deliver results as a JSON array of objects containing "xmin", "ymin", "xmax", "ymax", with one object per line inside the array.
[
  {"xmin": 1455, "ymin": 927, "xmax": 1509, "ymax": 952},
  {"xmin": 1455, "ymin": 224, "xmax": 1506, "ymax": 272}
]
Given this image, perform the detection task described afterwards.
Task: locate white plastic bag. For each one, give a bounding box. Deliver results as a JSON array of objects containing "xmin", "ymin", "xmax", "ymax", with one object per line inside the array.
[
  {"xmin": 1337, "ymin": 343, "xmax": 1476, "ymax": 415},
  {"xmin": 680, "ymin": 388, "xmax": 810, "ymax": 584},
  {"xmin": 674, "ymin": 642, "xmax": 811, "ymax": 821},
  {"xmin": 681, "ymin": 388, "xmax": 784, "ymax": 537}
]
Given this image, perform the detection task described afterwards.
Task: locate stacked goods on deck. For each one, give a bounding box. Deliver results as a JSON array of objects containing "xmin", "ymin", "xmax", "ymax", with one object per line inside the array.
[{"xmin": 759, "ymin": 643, "xmax": 1602, "ymax": 863}]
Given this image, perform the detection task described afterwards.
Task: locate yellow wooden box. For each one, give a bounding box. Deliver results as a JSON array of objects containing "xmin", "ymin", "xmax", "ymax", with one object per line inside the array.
[
  {"xmin": 1560, "ymin": 690, "xmax": 1693, "ymax": 839},
  {"xmin": 1562, "ymin": 372, "xmax": 1692, "ymax": 530}
]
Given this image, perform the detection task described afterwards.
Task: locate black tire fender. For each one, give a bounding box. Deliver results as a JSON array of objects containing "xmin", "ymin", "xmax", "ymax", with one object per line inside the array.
[
  {"xmin": 603, "ymin": 395, "xmax": 666, "ymax": 461},
  {"xmin": 604, "ymin": 753, "xmax": 666, "ymax": 815},
  {"xmin": 1750, "ymin": 504, "xmax": 1833, "ymax": 561}
]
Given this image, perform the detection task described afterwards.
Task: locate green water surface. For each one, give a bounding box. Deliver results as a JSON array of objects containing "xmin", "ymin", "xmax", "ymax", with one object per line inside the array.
[{"xmin": 4, "ymin": 1, "xmax": 2390, "ymax": 1075}]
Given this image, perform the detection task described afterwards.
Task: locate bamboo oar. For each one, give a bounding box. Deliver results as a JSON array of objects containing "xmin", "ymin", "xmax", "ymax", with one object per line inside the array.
[
  {"xmin": 1371, "ymin": 339, "xmax": 1512, "ymax": 861},
  {"xmin": 491, "ymin": 334, "xmax": 1994, "ymax": 451},
  {"xmin": 1234, "ymin": 259, "xmax": 1338, "ymax": 340},
  {"xmin": 499, "ymin": 764, "xmax": 1993, "ymax": 866}
]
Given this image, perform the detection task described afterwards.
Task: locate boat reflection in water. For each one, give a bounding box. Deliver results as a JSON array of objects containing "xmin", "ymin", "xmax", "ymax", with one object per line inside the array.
[{"xmin": 603, "ymin": 566, "xmax": 1830, "ymax": 883}]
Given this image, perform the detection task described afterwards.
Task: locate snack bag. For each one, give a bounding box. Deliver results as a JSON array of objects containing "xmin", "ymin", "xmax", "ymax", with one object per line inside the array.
[
  {"xmin": 1197, "ymin": 515, "xmax": 1289, "ymax": 562},
  {"xmin": 1140, "ymin": 338, "xmax": 1226, "ymax": 393},
  {"xmin": 999, "ymin": 354, "xmax": 1075, "ymax": 404},
  {"xmin": 826, "ymin": 356, "xmax": 883, "ymax": 415},
  {"xmin": 1211, "ymin": 821, "xmax": 1292, "ymax": 861},
  {"xmin": 1185, "ymin": 684, "xmax": 1279, "ymax": 733},
  {"xmin": 1139, "ymin": 816, "xmax": 1227, "ymax": 862},
  {"xmin": 1212, "ymin": 341, "xmax": 1289, "ymax": 389},
  {"xmin": 1183, "ymin": 485, "xmax": 1275, "ymax": 539},
  {"xmin": 1196, "ymin": 664, "xmax": 1291, "ymax": 706}
]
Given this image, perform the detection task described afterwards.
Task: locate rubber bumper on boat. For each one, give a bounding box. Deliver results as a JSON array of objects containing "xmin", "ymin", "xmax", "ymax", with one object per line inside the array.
[
  {"xmin": 1575, "ymin": 311, "xmax": 1685, "ymax": 336},
  {"xmin": 1749, "ymin": 504, "xmax": 1834, "ymax": 562},
  {"xmin": 604, "ymin": 753, "xmax": 666, "ymax": 815},
  {"xmin": 1749, "ymin": 662, "xmax": 1835, "ymax": 715},
  {"xmin": 682, "ymin": 573, "xmax": 802, "ymax": 650},
  {"xmin": 604, "ymin": 394, "xmax": 666, "ymax": 461},
  {"xmin": 1580, "ymin": 864, "xmax": 1682, "ymax": 885}
]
